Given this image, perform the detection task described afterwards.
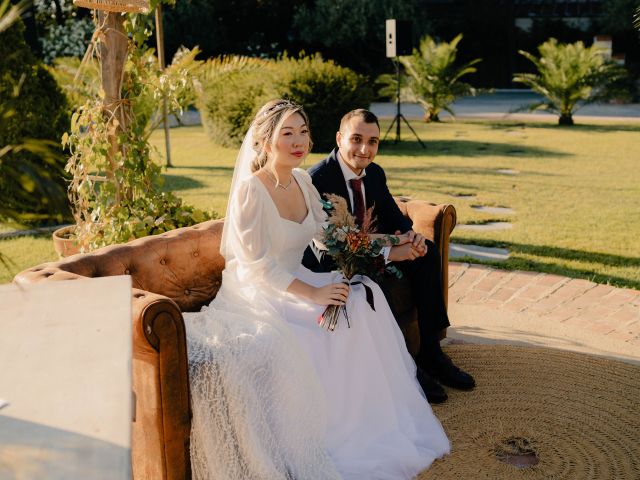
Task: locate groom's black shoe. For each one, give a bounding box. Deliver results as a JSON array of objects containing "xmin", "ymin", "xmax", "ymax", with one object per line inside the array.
[
  {"xmin": 416, "ymin": 366, "xmax": 448, "ymax": 404},
  {"xmin": 426, "ymin": 353, "xmax": 476, "ymax": 391}
]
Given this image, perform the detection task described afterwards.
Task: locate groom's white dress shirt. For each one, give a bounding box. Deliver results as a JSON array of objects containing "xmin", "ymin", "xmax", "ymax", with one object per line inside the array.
[
  {"xmin": 337, "ymin": 151, "xmax": 367, "ymax": 209},
  {"xmin": 336, "ymin": 151, "xmax": 391, "ymax": 262}
]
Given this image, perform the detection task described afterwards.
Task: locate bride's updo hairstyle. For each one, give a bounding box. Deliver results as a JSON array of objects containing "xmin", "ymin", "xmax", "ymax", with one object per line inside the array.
[{"xmin": 250, "ymin": 99, "xmax": 312, "ymax": 173}]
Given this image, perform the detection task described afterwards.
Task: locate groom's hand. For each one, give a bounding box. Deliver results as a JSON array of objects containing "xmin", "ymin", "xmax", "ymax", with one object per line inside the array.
[
  {"xmin": 405, "ymin": 230, "xmax": 427, "ymax": 256},
  {"xmin": 393, "ymin": 231, "xmax": 412, "ymax": 245},
  {"xmin": 389, "ymin": 230, "xmax": 427, "ymax": 262},
  {"xmin": 407, "ymin": 230, "xmax": 427, "ymax": 255},
  {"xmin": 388, "ymin": 242, "xmax": 422, "ymax": 262}
]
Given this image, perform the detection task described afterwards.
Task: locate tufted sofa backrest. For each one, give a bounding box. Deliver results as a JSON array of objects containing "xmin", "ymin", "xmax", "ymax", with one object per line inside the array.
[
  {"xmin": 17, "ymin": 199, "xmax": 455, "ymax": 313},
  {"xmin": 16, "ymin": 219, "xmax": 226, "ymax": 312}
]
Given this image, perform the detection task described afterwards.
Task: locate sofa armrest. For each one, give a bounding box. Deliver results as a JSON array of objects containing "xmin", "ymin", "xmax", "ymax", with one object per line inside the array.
[
  {"xmin": 14, "ymin": 264, "xmax": 87, "ymax": 284},
  {"xmin": 394, "ymin": 199, "xmax": 457, "ymax": 307},
  {"xmin": 14, "ymin": 266, "xmax": 192, "ymax": 480},
  {"xmin": 131, "ymin": 290, "xmax": 192, "ymax": 480}
]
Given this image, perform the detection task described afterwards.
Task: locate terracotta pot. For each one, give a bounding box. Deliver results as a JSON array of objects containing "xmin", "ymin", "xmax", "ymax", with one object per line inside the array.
[{"xmin": 52, "ymin": 225, "xmax": 81, "ymax": 258}]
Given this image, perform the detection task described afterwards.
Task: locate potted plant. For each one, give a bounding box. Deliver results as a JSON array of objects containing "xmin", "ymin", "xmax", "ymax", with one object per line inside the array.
[
  {"xmin": 52, "ymin": 225, "xmax": 80, "ymax": 257},
  {"xmin": 57, "ymin": 2, "xmax": 213, "ymax": 256}
]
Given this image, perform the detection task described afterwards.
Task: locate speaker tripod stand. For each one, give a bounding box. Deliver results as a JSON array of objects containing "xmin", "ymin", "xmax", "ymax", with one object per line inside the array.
[{"xmin": 382, "ymin": 59, "xmax": 425, "ymax": 148}]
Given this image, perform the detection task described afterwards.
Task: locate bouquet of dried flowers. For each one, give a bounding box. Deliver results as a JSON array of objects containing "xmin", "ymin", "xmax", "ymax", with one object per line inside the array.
[{"xmin": 317, "ymin": 194, "xmax": 402, "ymax": 331}]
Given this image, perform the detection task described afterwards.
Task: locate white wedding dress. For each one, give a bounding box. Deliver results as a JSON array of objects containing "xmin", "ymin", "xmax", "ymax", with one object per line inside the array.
[{"xmin": 184, "ymin": 168, "xmax": 450, "ymax": 480}]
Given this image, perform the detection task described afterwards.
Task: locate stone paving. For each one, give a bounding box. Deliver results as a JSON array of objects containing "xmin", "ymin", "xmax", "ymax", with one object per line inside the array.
[
  {"xmin": 456, "ymin": 221, "xmax": 513, "ymax": 231},
  {"xmin": 449, "ymin": 243, "xmax": 509, "ymax": 262},
  {"xmin": 0, "ymin": 224, "xmax": 70, "ymax": 240},
  {"xmin": 370, "ymin": 92, "xmax": 640, "ymax": 120},
  {"xmin": 470, "ymin": 206, "xmax": 515, "ymax": 215},
  {"xmin": 448, "ymin": 262, "xmax": 640, "ymax": 347}
]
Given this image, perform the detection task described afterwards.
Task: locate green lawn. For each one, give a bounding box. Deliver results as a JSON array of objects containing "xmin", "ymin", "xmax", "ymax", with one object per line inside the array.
[
  {"xmin": 377, "ymin": 120, "xmax": 640, "ymax": 289},
  {"xmin": 0, "ymin": 237, "xmax": 57, "ymax": 282},
  {"xmin": 2, "ymin": 119, "xmax": 639, "ymax": 288}
]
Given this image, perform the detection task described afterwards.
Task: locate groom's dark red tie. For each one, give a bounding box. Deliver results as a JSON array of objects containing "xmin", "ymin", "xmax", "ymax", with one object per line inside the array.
[{"xmin": 349, "ymin": 178, "xmax": 365, "ymax": 227}]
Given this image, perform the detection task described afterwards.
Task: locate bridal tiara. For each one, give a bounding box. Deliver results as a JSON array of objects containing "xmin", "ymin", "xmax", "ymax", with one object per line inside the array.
[{"xmin": 262, "ymin": 100, "xmax": 299, "ymax": 117}]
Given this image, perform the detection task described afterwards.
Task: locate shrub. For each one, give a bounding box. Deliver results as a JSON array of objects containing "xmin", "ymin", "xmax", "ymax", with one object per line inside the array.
[
  {"xmin": 196, "ymin": 56, "xmax": 270, "ymax": 148},
  {"xmin": 197, "ymin": 54, "xmax": 373, "ymax": 152},
  {"xmin": 272, "ymin": 54, "xmax": 374, "ymax": 152},
  {"xmin": 40, "ymin": 17, "xmax": 94, "ymax": 64},
  {"xmin": 0, "ymin": 17, "xmax": 70, "ymax": 223},
  {"xmin": 46, "ymin": 56, "xmax": 100, "ymax": 112}
]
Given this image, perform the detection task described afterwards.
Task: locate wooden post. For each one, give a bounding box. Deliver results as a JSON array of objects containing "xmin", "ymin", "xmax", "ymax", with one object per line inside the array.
[
  {"xmin": 98, "ymin": 11, "xmax": 128, "ymax": 204},
  {"xmin": 155, "ymin": 3, "xmax": 173, "ymax": 168}
]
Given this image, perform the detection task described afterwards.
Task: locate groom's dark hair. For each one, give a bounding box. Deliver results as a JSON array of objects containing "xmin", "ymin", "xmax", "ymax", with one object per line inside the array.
[{"xmin": 339, "ymin": 109, "xmax": 380, "ymax": 132}]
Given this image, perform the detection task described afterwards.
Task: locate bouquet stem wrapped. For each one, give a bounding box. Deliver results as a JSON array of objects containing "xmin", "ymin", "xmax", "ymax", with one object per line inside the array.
[{"xmin": 316, "ymin": 195, "xmax": 402, "ymax": 332}]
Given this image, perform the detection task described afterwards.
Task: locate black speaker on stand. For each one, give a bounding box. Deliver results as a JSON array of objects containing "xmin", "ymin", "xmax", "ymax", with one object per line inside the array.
[{"xmin": 383, "ymin": 19, "xmax": 425, "ymax": 148}]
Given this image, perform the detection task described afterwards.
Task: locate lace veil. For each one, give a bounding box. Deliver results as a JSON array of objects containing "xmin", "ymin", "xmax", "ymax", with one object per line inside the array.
[
  {"xmin": 220, "ymin": 126, "xmax": 257, "ymax": 260},
  {"xmin": 185, "ymin": 126, "xmax": 341, "ymax": 480}
]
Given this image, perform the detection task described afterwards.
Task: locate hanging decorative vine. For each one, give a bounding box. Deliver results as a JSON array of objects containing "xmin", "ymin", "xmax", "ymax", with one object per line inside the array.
[{"xmin": 63, "ymin": 2, "xmax": 213, "ymax": 251}]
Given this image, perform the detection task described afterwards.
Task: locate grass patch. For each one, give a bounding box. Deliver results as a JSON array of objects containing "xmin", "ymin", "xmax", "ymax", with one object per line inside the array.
[
  {"xmin": 0, "ymin": 235, "xmax": 57, "ymax": 283},
  {"xmin": 378, "ymin": 119, "xmax": 640, "ymax": 289},
  {"xmin": 2, "ymin": 118, "xmax": 639, "ymax": 288}
]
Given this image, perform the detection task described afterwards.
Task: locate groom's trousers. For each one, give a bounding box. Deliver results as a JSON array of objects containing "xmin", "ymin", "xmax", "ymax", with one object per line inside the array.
[{"xmin": 381, "ymin": 239, "xmax": 450, "ymax": 364}]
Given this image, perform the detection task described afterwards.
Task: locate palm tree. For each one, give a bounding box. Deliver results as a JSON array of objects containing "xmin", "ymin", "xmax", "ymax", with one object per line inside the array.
[
  {"xmin": 0, "ymin": 0, "xmax": 28, "ymax": 32},
  {"xmin": 513, "ymin": 39, "xmax": 625, "ymax": 126},
  {"xmin": 374, "ymin": 72, "xmax": 411, "ymax": 103},
  {"xmin": 399, "ymin": 34, "xmax": 481, "ymax": 122}
]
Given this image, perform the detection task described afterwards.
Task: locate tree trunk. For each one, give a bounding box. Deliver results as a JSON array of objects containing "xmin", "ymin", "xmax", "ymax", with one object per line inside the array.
[
  {"xmin": 558, "ymin": 114, "xmax": 574, "ymax": 126},
  {"xmin": 98, "ymin": 11, "xmax": 128, "ymax": 204},
  {"xmin": 52, "ymin": 0, "xmax": 64, "ymax": 25},
  {"xmin": 155, "ymin": 4, "xmax": 172, "ymax": 168}
]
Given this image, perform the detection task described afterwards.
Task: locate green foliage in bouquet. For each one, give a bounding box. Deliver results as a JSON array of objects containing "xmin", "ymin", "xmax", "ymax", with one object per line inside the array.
[
  {"xmin": 320, "ymin": 194, "xmax": 401, "ymax": 282},
  {"xmin": 63, "ymin": 10, "xmax": 214, "ymax": 251},
  {"xmin": 317, "ymin": 194, "xmax": 401, "ymax": 331}
]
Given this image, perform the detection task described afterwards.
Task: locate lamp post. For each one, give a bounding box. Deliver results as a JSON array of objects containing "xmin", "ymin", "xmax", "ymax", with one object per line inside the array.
[{"xmin": 155, "ymin": 3, "xmax": 172, "ymax": 168}]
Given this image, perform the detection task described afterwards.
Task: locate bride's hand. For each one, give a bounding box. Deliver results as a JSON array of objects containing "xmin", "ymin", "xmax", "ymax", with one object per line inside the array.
[{"xmin": 312, "ymin": 283, "xmax": 350, "ymax": 306}]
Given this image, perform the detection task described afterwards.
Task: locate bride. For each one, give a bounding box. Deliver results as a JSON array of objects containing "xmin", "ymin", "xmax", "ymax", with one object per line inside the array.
[{"xmin": 183, "ymin": 99, "xmax": 450, "ymax": 480}]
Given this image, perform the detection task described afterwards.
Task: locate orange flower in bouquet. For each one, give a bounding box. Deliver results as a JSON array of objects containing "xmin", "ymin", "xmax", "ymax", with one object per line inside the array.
[{"xmin": 317, "ymin": 195, "xmax": 402, "ymax": 331}]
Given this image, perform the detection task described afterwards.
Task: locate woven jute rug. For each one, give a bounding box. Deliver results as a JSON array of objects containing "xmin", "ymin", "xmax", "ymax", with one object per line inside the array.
[{"xmin": 417, "ymin": 345, "xmax": 640, "ymax": 479}]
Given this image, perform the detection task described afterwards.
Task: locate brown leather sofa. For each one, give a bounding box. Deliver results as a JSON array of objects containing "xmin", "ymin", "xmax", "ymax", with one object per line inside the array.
[{"xmin": 14, "ymin": 199, "xmax": 456, "ymax": 480}]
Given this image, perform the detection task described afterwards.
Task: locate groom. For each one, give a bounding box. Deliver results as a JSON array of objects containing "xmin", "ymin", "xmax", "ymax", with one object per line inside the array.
[{"xmin": 302, "ymin": 109, "xmax": 475, "ymax": 404}]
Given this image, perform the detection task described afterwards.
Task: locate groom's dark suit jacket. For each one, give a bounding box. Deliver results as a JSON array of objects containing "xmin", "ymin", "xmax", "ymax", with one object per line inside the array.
[{"xmin": 302, "ymin": 149, "xmax": 412, "ymax": 271}]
